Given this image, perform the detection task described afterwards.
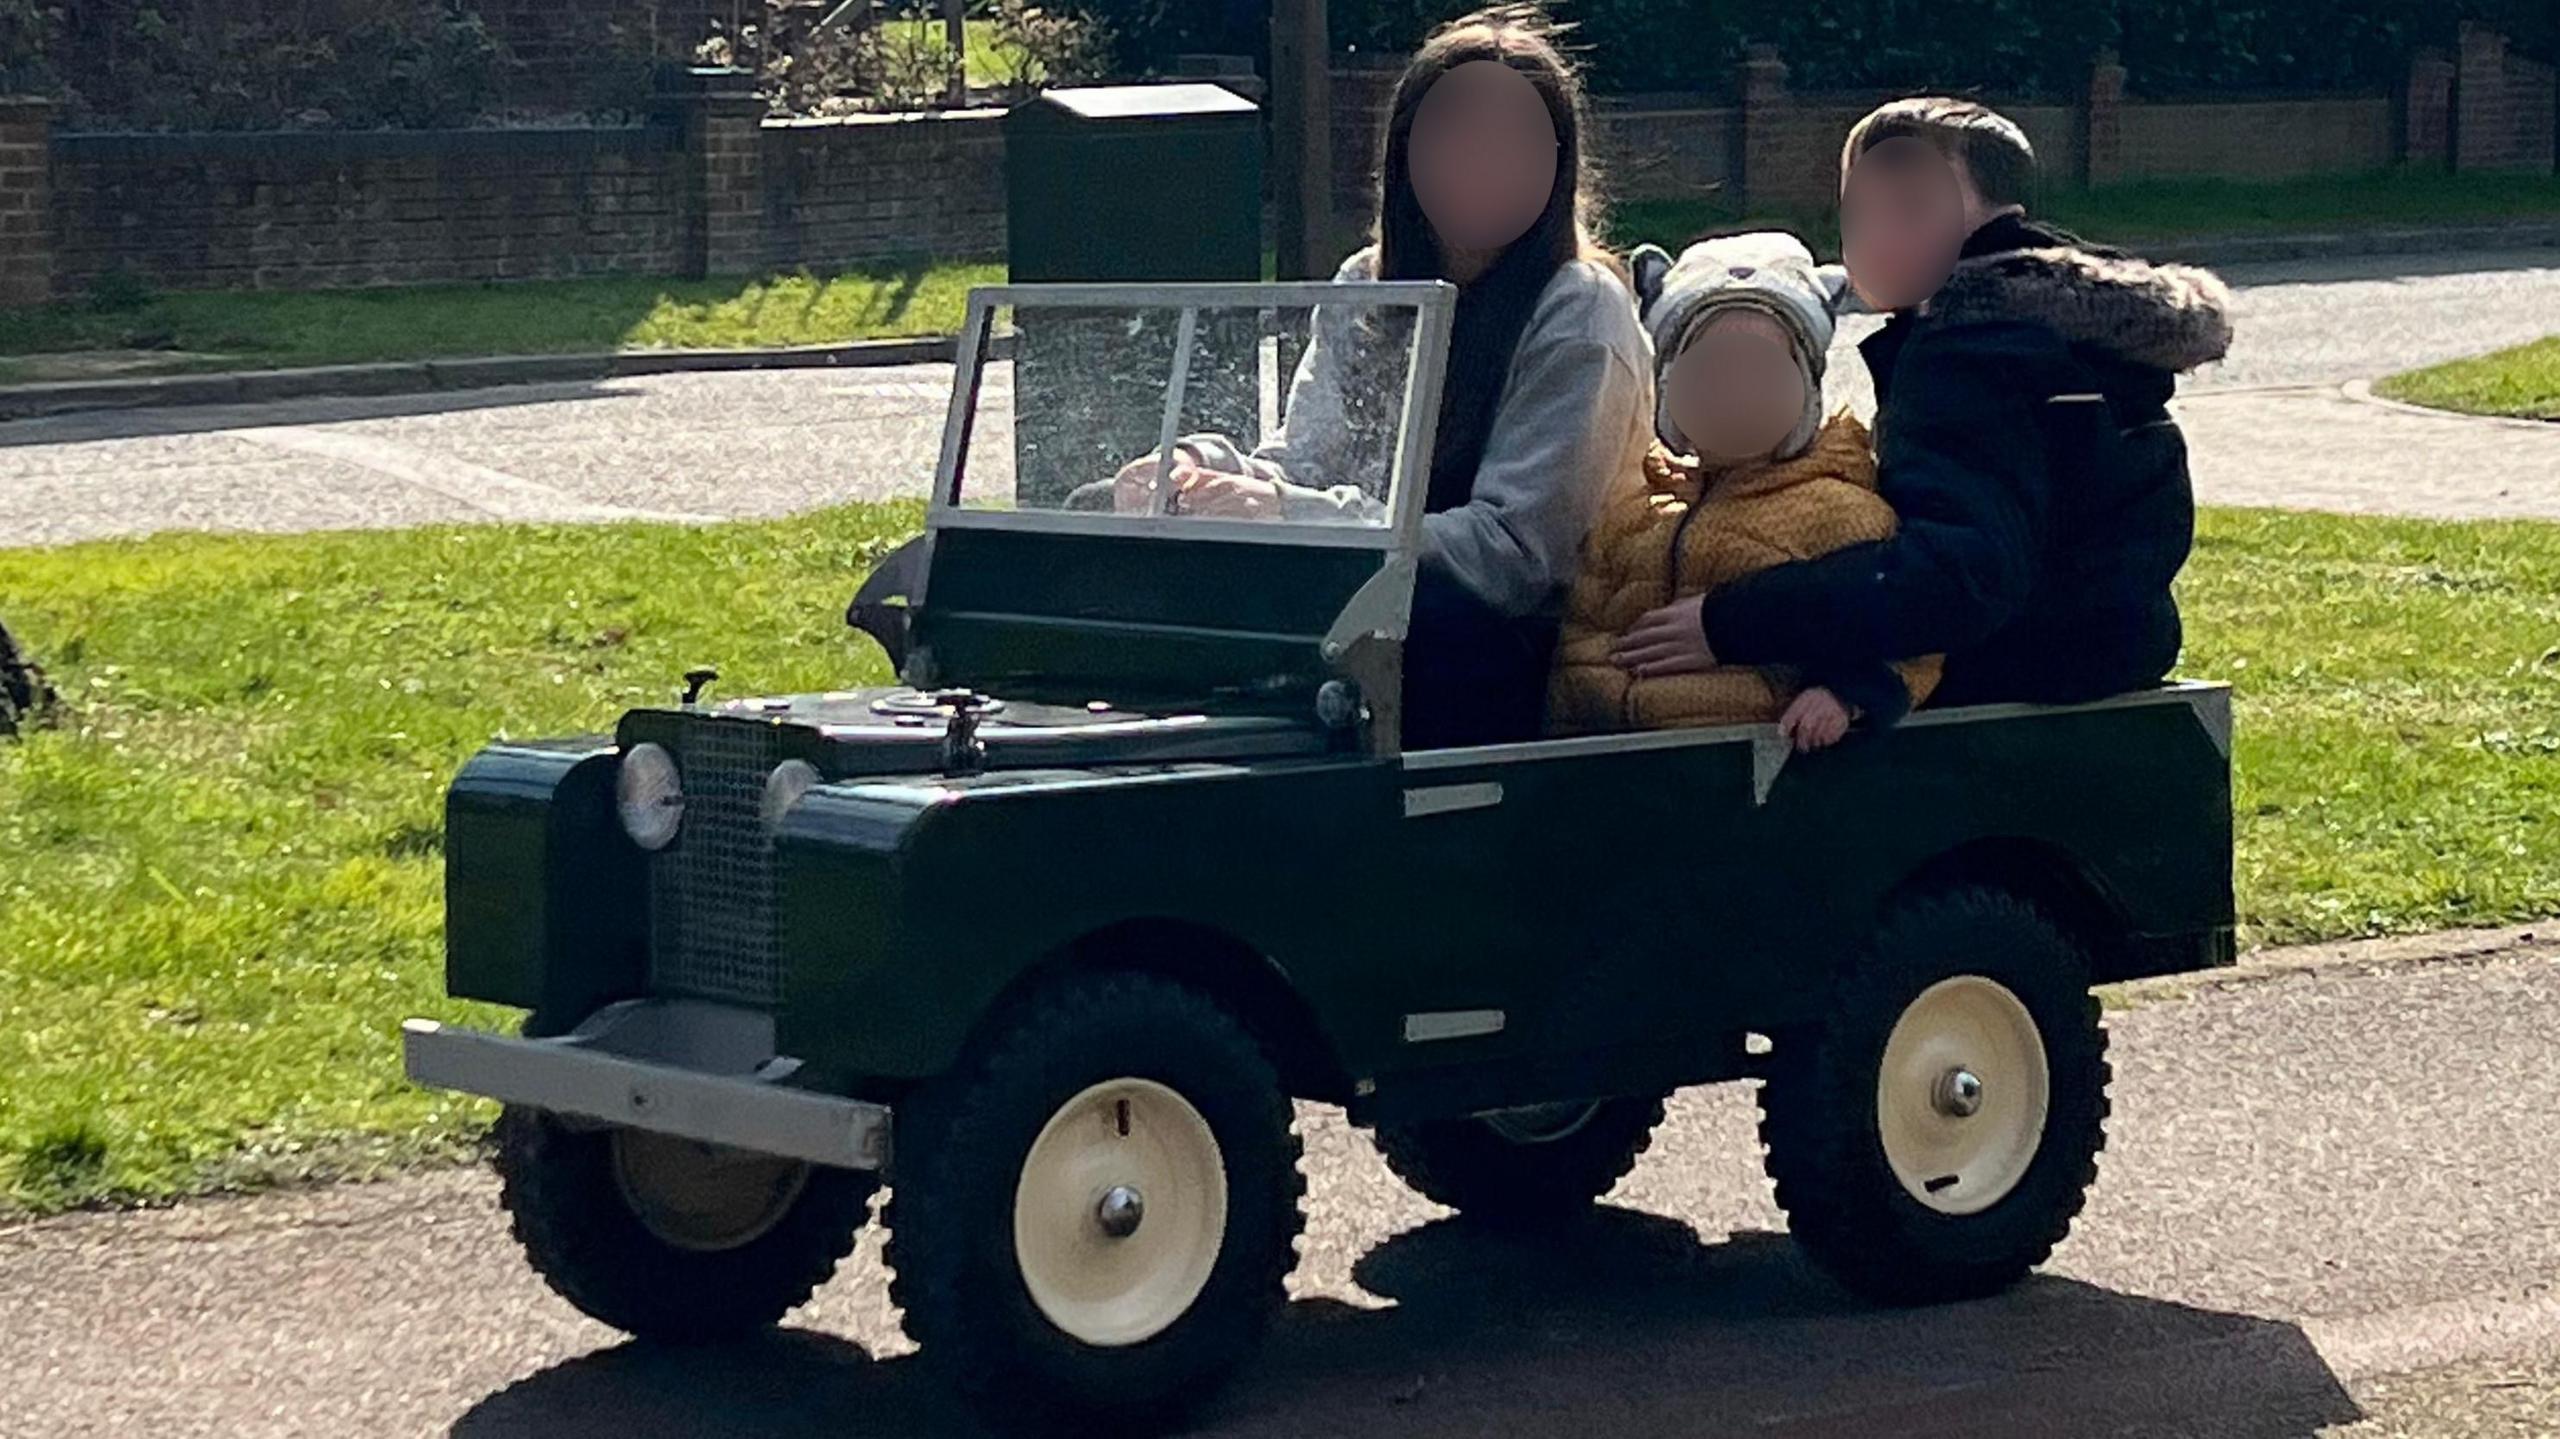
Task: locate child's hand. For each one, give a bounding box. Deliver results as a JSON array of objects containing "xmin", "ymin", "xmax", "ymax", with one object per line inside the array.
[
  {"xmin": 1779, "ymin": 686, "xmax": 1854, "ymax": 752},
  {"xmin": 1611, "ymin": 597, "xmax": 1716, "ymax": 676}
]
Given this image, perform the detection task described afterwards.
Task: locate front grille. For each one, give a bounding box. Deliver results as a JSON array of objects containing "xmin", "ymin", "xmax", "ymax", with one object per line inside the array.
[{"xmin": 649, "ymin": 719, "xmax": 787, "ymax": 1005}]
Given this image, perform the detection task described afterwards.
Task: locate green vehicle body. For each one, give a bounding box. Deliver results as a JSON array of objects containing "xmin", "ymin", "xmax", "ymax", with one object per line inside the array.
[{"xmin": 413, "ymin": 278, "xmax": 2234, "ymax": 1158}]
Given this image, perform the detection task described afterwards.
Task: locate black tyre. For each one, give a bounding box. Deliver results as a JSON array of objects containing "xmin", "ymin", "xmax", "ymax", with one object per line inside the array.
[
  {"xmin": 885, "ymin": 972, "xmax": 1305, "ymax": 1433},
  {"xmin": 1757, "ymin": 886, "xmax": 2110, "ymax": 1306},
  {"xmin": 494, "ymin": 1106, "xmax": 877, "ymax": 1343},
  {"xmin": 1373, "ymin": 1095, "xmax": 1666, "ymax": 1223}
]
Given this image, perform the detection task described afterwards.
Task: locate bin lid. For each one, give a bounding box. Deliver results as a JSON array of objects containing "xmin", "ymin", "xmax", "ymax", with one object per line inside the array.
[{"xmin": 1009, "ymin": 83, "xmax": 1259, "ymax": 126}]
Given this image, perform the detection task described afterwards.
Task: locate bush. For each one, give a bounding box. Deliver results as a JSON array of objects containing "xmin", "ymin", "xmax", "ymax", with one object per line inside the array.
[
  {"xmin": 981, "ymin": 0, "xmax": 1117, "ymax": 98},
  {"xmin": 47, "ymin": 1, "xmax": 505, "ymax": 130},
  {"xmin": 1264, "ymin": 0, "xmax": 2554, "ymax": 96},
  {"xmin": 0, "ymin": 0, "xmax": 61, "ymax": 96},
  {"xmin": 700, "ymin": 1, "xmax": 1111, "ymax": 115},
  {"xmin": 1057, "ymin": 0, "xmax": 1265, "ymax": 77}
]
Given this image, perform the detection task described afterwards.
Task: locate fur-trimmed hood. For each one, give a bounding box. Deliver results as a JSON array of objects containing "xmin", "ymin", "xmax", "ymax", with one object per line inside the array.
[{"xmin": 1927, "ymin": 242, "xmax": 2235, "ymax": 375}]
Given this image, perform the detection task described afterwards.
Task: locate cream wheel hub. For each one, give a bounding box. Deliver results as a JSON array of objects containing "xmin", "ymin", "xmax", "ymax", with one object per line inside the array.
[
  {"xmin": 1876, "ymin": 976, "xmax": 2050, "ymax": 1216},
  {"xmin": 611, "ymin": 1130, "xmax": 810, "ymax": 1252},
  {"xmin": 1014, "ymin": 1078, "xmax": 1227, "ymax": 1347}
]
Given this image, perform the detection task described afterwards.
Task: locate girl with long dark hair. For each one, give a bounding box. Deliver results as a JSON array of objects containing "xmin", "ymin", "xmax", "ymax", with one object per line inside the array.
[{"xmin": 1128, "ymin": 5, "xmax": 1652, "ymax": 747}]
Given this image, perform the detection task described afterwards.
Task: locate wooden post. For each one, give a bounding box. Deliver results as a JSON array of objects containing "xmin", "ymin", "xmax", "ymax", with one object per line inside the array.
[{"xmin": 1271, "ymin": 0, "xmax": 1333, "ymax": 281}]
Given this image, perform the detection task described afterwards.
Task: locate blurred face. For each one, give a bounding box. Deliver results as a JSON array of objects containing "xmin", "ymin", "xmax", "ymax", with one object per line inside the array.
[
  {"xmin": 1407, "ymin": 59, "xmax": 1559, "ymax": 258},
  {"xmin": 1664, "ymin": 309, "xmax": 1805, "ymax": 465},
  {"xmin": 1839, "ymin": 137, "xmax": 1971, "ymax": 312}
]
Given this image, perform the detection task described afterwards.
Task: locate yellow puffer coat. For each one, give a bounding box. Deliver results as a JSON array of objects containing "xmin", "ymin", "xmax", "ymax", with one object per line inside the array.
[{"xmin": 1549, "ymin": 414, "xmax": 1942, "ymax": 735}]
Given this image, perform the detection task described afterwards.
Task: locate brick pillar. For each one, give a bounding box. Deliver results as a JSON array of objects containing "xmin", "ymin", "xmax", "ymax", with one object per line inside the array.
[
  {"xmin": 2454, "ymin": 22, "xmax": 2516, "ymax": 172},
  {"xmin": 1736, "ymin": 44, "xmax": 1793, "ymax": 214},
  {"xmin": 2404, "ymin": 48, "xmax": 2456, "ymax": 167},
  {"xmin": 0, "ymin": 96, "xmax": 54, "ymax": 307},
  {"xmin": 1327, "ymin": 60, "xmax": 1401, "ymax": 251},
  {"xmin": 2084, "ymin": 50, "xmax": 2127, "ymax": 187},
  {"xmin": 660, "ymin": 65, "xmax": 766, "ymax": 279}
]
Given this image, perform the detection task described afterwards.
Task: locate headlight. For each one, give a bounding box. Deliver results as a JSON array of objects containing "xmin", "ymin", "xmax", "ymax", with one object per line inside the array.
[
  {"xmin": 617, "ymin": 742, "xmax": 684, "ymax": 851},
  {"xmin": 761, "ymin": 759, "xmax": 820, "ymax": 831}
]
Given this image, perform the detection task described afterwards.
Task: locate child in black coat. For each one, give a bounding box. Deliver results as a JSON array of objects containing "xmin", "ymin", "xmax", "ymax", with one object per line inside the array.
[{"xmin": 1609, "ymin": 98, "xmax": 2235, "ymax": 709}]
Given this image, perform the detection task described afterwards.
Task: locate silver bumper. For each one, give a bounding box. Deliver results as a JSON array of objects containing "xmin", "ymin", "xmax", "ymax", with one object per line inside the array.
[{"xmin": 402, "ymin": 999, "xmax": 889, "ymax": 1170}]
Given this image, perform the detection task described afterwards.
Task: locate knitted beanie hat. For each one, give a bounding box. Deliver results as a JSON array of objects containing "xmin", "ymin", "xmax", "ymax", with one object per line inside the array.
[{"xmin": 1630, "ymin": 231, "xmax": 1850, "ymax": 458}]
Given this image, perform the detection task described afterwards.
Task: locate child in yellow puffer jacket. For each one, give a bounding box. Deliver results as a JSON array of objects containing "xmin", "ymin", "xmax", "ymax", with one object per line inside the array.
[{"xmin": 1551, "ymin": 232, "xmax": 1940, "ymax": 746}]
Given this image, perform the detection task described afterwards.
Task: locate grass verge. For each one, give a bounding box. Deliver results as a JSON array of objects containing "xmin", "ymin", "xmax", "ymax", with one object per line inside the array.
[
  {"xmin": 9, "ymin": 169, "xmax": 2559, "ymax": 385},
  {"xmin": 2374, "ymin": 336, "xmax": 2560, "ymax": 421},
  {"xmin": 2, "ymin": 502, "xmax": 2556, "ymax": 1213},
  {"xmin": 0, "ymin": 261, "xmax": 1004, "ymax": 384}
]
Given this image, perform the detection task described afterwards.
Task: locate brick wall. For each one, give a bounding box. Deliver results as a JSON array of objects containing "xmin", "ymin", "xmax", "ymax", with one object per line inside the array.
[
  {"xmin": 2507, "ymin": 53, "xmax": 2558, "ymax": 175},
  {"xmin": 2456, "ymin": 22, "xmax": 2558, "ymax": 174},
  {"xmin": 1596, "ymin": 102, "xmax": 1738, "ymax": 204},
  {"xmin": 763, "ymin": 110, "xmax": 1005, "ymax": 273},
  {"xmin": 0, "ymin": 98, "xmax": 51, "ymax": 305},
  {"xmin": 49, "ymin": 128, "xmax": 685, "ymax": 293},
  {"xmin": 13, "ymin": 31, "xmax": 2557, "ymax": 302},
  {"xmin": 2114, "ymin": 97, "xmax": 2395, "ymax": 180}
]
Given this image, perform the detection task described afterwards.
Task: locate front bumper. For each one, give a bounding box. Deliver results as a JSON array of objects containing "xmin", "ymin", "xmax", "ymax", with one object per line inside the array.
[{"xmin": 402, "ymin": 998, "xmax": 889, "ymax": 1170}]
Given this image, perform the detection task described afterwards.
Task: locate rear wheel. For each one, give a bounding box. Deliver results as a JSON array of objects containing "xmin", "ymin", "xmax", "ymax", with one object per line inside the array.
[
  {"xmin": 1757, "ymin": 886, "xmax": 2109, "ymax": 1305},
  {"xmin": 1373, "ymin": 1094, "xmax": 1666, "ymax": 1224},
  {"xmin": 494, "ymin": 1107, "xmax": 876, "ymax": 1343},
  {"xmin": 885, "ymin": 973, "xmax": 1304, "ymax": 1432}
]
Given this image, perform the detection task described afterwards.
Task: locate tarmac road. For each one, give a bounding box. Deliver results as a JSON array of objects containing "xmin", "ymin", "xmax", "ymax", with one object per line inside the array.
[
  {"xmin": 4, "ymin": 248, "xmax": 2557, "ymax": 547},
  {"xmin": 8, "ymin": 931, "xmax": 2560, "ymax": 1438}
]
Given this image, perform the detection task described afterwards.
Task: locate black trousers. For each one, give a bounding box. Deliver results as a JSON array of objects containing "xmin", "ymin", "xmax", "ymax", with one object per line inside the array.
[{"xmin": 1400, "ymin": 567, "xmax": 1558, "ymax": 751}]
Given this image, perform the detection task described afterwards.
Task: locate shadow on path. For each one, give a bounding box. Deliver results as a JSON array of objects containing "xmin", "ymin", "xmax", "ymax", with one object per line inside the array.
[{"xmin": 455, "ymin": 1209, "xmax": 2361, "ymax": 1438}]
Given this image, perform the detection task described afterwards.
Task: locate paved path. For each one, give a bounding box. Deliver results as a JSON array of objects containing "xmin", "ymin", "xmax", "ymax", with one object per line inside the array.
[
  {"xmin": 4, "ymin": 250, "xmax": 2555, "ymax": 548},
  {"xmin": 9, "ymin": 931, "xmax": 2560, "ymax": 1438}
]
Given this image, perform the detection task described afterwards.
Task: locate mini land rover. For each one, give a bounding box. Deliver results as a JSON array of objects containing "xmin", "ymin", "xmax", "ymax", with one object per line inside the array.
[{"xmin": 404, "ymin": 280, "xmax": 2235, "ymax": 1431}]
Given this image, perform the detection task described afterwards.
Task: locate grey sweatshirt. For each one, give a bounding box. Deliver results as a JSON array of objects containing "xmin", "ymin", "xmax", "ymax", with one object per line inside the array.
[{"xmin": 1178, "ymin": 249, "xmax": 1653, "ymax": 618}]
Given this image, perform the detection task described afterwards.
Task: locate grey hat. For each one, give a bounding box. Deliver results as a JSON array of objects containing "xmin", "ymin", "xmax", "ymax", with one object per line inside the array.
[{"xmin": 1631, "ymin": 231, "xmax": 1851, "ymax": 458}]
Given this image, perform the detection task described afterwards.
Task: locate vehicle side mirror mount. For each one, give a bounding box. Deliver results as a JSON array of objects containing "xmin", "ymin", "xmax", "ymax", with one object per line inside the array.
[{"xmin": 846, "ymin": 535, "xmax": 932, "ymax": 680}]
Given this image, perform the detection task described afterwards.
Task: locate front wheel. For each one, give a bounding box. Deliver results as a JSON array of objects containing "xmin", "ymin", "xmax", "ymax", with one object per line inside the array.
[
  {"xmin": 885, "ymin": 973, "xmax": 1305, "ymax": 1432},
  {"xmin": 1757, "ymin": 886, "xmax": 2110, "ymax": 1305},
  {"xmin": 494, "ymin": 1107, "xmax": 877, "ymax": 1342}
]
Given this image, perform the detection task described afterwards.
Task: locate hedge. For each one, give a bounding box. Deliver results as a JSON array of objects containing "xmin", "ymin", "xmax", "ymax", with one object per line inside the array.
[{"xmin": 1076, "ymin": 0, "xmax": 2555, "ymax": 98}]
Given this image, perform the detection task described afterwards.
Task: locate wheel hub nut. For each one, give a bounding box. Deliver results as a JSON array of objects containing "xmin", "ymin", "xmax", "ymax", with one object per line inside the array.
[
  {"xmin": 1095, "ymin": 1184, "xmax": 1145, "ymax": 1239},
  {"xmin": 1935, "ymin": 1067, "xmax": 1985, "ymax": 1118}
]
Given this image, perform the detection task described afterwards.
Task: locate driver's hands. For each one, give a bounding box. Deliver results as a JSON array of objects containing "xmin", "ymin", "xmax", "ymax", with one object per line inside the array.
[
  {"xmin": 1110, "ymin": 453, "xmax": 1283, "ymax": 520},
  {"xmin": 1169, "ymin": 473, "xmax": 1283, "ymax": 519},
  {"xmin": 1111, "ymin": 452, "xmax": 1187, "ymax": 514},
  {"xmin": 1778, "ymin": 686, "xmax": 1854, "ymax": 752}
]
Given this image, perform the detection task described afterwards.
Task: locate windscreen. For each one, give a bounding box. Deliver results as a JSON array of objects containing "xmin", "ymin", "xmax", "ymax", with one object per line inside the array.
[{"xmin": 944, "ymin": 287, "xmax": 1442, "ymax": 536}]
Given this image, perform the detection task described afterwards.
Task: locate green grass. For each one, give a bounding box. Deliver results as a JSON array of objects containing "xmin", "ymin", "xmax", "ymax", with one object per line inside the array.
[
  {"xmin": 4, "ymin": 502, "xmax": 2559, "ymax": 1213},
  {"xmin": 871, "ymin": 16, "xmax": 1033, "ymax": 90},
  {"xmin": 2375, "ymin": 336, "xmax": 2560, "ymax": 421},
  {"xmin": 0, "ymin": 261, "xmax": 1004, "ymax": 384},
  {"xmin": 1611, "ymin": 168, "xmax": 2560, "ymax": 259},
  {"xmin": 0, "ymin": 504, "xmax": 916, "ymax": 1213}
]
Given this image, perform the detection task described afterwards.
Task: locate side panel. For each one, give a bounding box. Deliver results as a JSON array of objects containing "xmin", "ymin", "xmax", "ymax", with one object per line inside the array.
[
  {"xmin": 443, "ymin": 742, "xmax": 649, "ymax": 1029},
  {"xmin": 775, "ymin": 759, "xmax": 1586, "ymax": 1091},
  {"xmin": 1454, "ymin": 694, "xmax": 2234, "ymax": 1051},
  {"xmin": 770, "ymin": 691, "xmax": 2232, "ymax": 1112}
]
